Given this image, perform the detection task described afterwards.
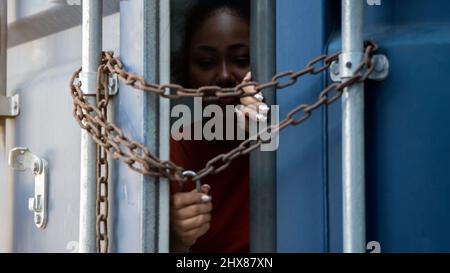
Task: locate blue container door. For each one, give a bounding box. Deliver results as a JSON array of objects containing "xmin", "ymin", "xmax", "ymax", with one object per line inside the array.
[{"xmin": 277, "ymin": 0, "xmax": 450, "ymax": 253}]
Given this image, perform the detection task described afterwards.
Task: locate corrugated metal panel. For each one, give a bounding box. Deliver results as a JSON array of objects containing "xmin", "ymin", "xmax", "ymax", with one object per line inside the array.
[
  {"xmin": 329, "ymin": 0, "xmax": 450, "ymax": 253},
  {"xmin": 277, "ymin": 0, "xmax": 450, "ymax": 253},
  {"xmin": 112, "ymin": 0, "xmax": 162, "ymax": 253},
  {"xmin": 3, "ymin": 0, "xmax": 119, "ymax": 252},
  {"xmin": 276, "ymin": 0, "xmax": 328, "ymax": 253}
]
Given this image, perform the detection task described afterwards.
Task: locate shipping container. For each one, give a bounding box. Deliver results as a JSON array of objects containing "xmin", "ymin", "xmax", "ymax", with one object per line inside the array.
[{"xmin": 0, "ymin": 0, "xmax": 449, "ymax": 253}]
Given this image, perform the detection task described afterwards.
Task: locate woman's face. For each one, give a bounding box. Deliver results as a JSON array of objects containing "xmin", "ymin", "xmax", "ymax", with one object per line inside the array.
[{"xmin": 188, "ymin": 10, "xmax": 250, "ymax": 90}]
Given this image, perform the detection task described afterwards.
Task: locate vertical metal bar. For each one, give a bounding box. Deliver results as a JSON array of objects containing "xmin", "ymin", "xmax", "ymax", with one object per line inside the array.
[
  {"xmin": 341, "ymin": 0, "xmax": 366, "ymax": 253},
  {"xmin": 141, "ymin": 0, "xmax": 159, "ymax": 253},
  {"xmin": 158, "ymin": 0, "xmax": 170, "ymax": 253},
  {"xmin": 79, "ymin": 0, "xmax": 102, "ymax": 253},
  {"xmin": 250, "ymin": 0, "xmax": 277, "ymax": 253},
  {"xmin": 0, "ymin": 0, "xmax": 5, "ymax": 97},
  {"xmin": 113, "ymin": 0, "xmax": 159, "ymax": 252},
  {"xmin": 0, "ymin": 0, "xmax": 13, "ymax": 253}
]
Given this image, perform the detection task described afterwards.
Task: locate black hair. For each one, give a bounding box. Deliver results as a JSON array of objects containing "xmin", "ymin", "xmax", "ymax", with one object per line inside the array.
[{"xmin": 172, "ymin": 0, "xmax": 250, "ymax": 86}]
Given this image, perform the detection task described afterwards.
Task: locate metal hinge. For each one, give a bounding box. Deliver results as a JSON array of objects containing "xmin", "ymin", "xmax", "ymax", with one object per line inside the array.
[
  {"xmin": 330, "ymin": 54, "xmax": 389, "ymax": 82},
  {"xmin": 8, "ymin": 147, "xmax": 48, "ymax": 229},
  {"xmin": 0, "ymin": 94, "xmax": 20, "ymax": 117}
]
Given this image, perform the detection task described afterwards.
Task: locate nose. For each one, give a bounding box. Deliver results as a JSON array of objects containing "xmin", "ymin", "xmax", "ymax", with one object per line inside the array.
[{"xmin": 215, "ymin": 62, "xmax": 236, "ymax": 88}]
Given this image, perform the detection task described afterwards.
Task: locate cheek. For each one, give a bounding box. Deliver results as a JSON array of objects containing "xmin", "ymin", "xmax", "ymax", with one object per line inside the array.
[
  {"xmin": 235, "ymin": 68, "xmax": 250, "ymax": 83},
  {"xmin": 227, "ymin": 64, "xmax": 250, "ymax": 84}
]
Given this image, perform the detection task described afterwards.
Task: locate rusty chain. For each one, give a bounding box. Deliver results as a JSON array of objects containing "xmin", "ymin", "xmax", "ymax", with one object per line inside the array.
[
  {"xmin": 71, "ymin": 42, "xmax": 378, "ymax": 184},
  {"xmin": 72, "ymin": 41, "xmax": 378, "ymax": 253},
  {"xmin": 95, "ymin": 65, "xmax": 110, "ymax": 253}
]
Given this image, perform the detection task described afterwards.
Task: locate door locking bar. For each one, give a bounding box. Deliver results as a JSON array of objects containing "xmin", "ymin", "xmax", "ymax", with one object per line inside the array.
[{"xmin": 8, "ymin": 147, "xmax": 48, "ymax": 229}]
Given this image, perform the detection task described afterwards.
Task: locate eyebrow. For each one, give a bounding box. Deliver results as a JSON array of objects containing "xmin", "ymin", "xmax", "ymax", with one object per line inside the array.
[
  {"xmin": 195, "ymin": 43, "xmax": 249, "ymax": 53},
  {"xmin": 195, "ymin": 45, "xmax": 216, "ymax": 53},
  {"xmin": 228, "ymin": 43, "xmax": 249, "ymax": 51}
]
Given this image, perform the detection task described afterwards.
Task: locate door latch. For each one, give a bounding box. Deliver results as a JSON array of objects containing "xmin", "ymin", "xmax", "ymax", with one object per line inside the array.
[{"xmin": 8, "ymin": 148, "xmax": 48, "ymax": 229}]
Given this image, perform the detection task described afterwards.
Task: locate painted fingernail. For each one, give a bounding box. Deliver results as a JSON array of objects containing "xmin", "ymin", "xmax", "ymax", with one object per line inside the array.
[
  {"xmin": 201, "ymin": 195, "xmax": 212, "ymax": 203},
  {"xmin": 259, "ymin": 104, "xmax": 270, "ymax": 114},
  {"xmin": 254, "ymin": 93, "xmax": 264, "ymax": 101}
]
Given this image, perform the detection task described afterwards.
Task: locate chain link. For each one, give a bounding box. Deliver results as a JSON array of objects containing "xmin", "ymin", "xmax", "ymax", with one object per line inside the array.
[
  {"xmin": 70, "ymin": 42, "xmax": 378, "ymax": 184},
  {"xmin": 96, "ymin": 64, "xmax": 109, "ymax": 253}
]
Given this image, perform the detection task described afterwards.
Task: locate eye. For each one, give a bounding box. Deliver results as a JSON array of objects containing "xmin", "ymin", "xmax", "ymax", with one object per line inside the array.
[
  {"xmin": 233, "ymin": 57, "xmax": 250, "ymax": 67},
  {"xmin": 196, "ymin": 59, "xmax": 216, "ymax": 69}
]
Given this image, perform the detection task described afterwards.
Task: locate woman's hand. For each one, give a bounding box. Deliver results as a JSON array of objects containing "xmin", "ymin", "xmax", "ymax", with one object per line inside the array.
[
  {"xmin": 170, "ymin": 184, "xmax": 213, "ymax": 253},
  {"xmin": 236, "ymin": 72, "xmax": 270, "ymax": 132}
]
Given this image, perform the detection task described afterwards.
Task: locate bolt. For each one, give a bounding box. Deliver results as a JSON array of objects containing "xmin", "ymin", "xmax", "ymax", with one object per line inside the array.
[
  {"xmin": 331, "ymin": 62, "xmax": 340, "ymax": 76},
  {"xmin": 346, "ymin": 62, "xmax": 353, "ymax": 69},
  {"xmin": 32, "ymin": 162, "xmax": 40, "ymax": 175},
  {"xmin": 374, "ymin": 55, "xmax": 386, "ymax": 73}
]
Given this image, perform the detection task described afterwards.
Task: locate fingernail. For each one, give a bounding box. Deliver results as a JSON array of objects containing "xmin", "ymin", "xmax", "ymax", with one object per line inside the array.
[
  {"xmin": 201, "ymin": 195, "xmax": 212, "ymax": 203},
  {"xmin": 254, "ymin": 93, "xmax": 264, "ymax": 101},
  {"xmin": 202, "ymin": 184, "xmax": 211, "ymax": 191},
  {"xmin": 257, "ymin": 114, "xmax": 267, "ymax": 123},
  {"xmin": 259, "ymin": 104, "xmax": 270, "ymax": 114}
]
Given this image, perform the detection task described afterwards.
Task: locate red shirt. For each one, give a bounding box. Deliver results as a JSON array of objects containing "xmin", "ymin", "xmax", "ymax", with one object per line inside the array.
[{"xmin": 170, "ymin": 137, "xmax": 249, "ymax": 253}]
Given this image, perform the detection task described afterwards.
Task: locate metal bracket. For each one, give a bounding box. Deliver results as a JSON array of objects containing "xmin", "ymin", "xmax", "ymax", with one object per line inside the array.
[
  {"xmin": 8, "ymin": 147, "xmax": 48, "ymax": 229},
  {"xmin": 79, "ymin": 73, "xmax": 118, "ymax": 96},
  {"xmin": 330, "ymin": 54, "xmax": 389, "ymax": 82},
  {"xmin": 108, "ymin": 73, "xmax": 119, "ymax": 96},
  {"xmin": 0, "ymin": 94, "xmax": 20, "ymax": 117}
]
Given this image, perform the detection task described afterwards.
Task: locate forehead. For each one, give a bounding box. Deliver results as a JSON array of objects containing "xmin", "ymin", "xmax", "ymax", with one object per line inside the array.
[{"xmin": 190, "ymin": 11, "xmax": 249, "ymax": 49}]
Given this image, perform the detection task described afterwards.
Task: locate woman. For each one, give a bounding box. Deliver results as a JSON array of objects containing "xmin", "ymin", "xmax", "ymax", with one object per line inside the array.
[{"xmin": 170, "ymin": 0, "xmax": 266, "ymax": 253}]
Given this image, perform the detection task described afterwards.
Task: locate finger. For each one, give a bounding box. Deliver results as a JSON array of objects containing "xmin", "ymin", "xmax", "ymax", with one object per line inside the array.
[
  {"xmin": 187, "ymin": 184, "xmax": 209, "ymax": 195},
  {"xmin": 240, "ymin": 91, "xmax": 268, "ymax": 108},
  {"xmin": 243, "ymin": 72, "xmax": 252, "ymax": 82},
  {"xmin": 197, "ymin": 222, "xmax": 211, "ymax": 238},
  {"xmin": 172, "ymin": 192, "xmax": 212, "ymax": 209},
  {"xmin": 235, "ymin": 107, "xmax": 247, "ymax": 131},
  {"xmin": 183, "ymin": 223, "xmax": 211, "ymax": 241},
  {"xmin": 240, "ymin": 80, "xmax": 261, "ymax": 104},
  {"xmin": 240, "ymin": 94, "xmax": 263, "ymax": 107},
  {"xmin": 176, "ymin": 213, "xmax": 212, "ymax": 232},
  {"xmin": 174, "ymin": 202, "xmax": 213, "ymax": 220},
  {"xmin": 200, "ymin": 184, "xmax": 211, "ymax": 194},
  {"xmin": 237, "ymin": 105, "xmax": 268, "ymax": 123},
  {"xmin": 245, "ymin": 103, "xmax": 269, "ymax": 115},
  {"xmin": 240, "ymin": 74, "xmax": 264, "ymax": 105}
]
